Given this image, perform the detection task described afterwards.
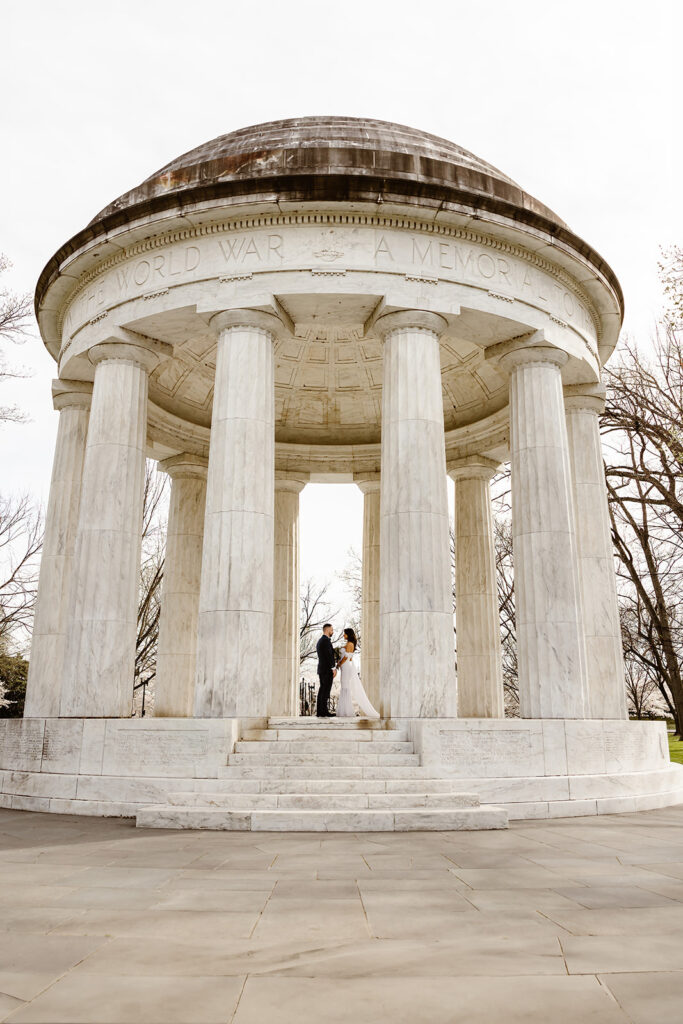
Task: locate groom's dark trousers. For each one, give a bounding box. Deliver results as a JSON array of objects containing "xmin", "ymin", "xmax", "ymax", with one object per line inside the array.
[{"xmin": 316, "ymin": 634, "xmax": 336, "ymax": 716}]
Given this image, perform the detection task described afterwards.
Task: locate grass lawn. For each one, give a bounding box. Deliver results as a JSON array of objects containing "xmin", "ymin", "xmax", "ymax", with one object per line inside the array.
[{"xmin": 669, "ymin": 734, "xmax": 683, "ymax": 764}]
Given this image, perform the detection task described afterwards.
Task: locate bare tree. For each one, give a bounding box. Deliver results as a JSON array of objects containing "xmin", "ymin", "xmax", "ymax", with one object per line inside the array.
[
  {"xmin": 0, "ymin": 494, "xmax": 43, "ymax": 650},
  {"xmin": 135, "ymin": 538, "xmax": 165, "ymax": 686},
  {"xmin": 486, "ymin": 468, "xmax": 518, "ymax": 714},
  {"xmin": 299, "ymin": 578, "xmax": 339, "ymax": 664},
  {"xmin": 449, "ymin": 524, "xmax": 457, "ymax": 656},
  {"xmin": 602, "ymin": 322, "xmax": 683, "ymax": 733},
  {"xmin": 660, "ymin": 245, "xmax": 683, "ymax": 329},
  {"xmin": 0, "ymin": 254, "xmax": 32, "ymax": 425},
  {"xmin": 494, "ymin": 515, "xmax": 518, "ymax": 713},
  {"xmin": 133, "ymin": 464, "xmax": 169, "ymax": 711},
  {"xmin": 338, "ymin": 546, "xmax": 362, "ymax": 644},
  {"xmin": 620, "ymin": 603, "xmax": 673, "ymax": 720}
]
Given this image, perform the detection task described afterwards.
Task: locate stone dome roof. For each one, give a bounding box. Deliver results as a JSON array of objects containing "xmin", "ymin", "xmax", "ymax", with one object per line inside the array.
[
  {"xmin": 36, "ymin": 116, "xmax": 624, "ymax": 332},
  {"xmin": 90, "ymin": 116, "xmax": 566, "ymax": 231}
]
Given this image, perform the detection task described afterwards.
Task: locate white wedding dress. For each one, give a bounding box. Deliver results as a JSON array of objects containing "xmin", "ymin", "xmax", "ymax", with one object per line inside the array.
[{"xmin": 336, "ymin": 647, "xmax": 380, "ymax": 719}]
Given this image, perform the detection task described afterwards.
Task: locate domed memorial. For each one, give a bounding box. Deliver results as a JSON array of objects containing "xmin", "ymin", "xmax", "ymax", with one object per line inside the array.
[{"xmin": 4, "ymin": 117, "xmax": 680, "ymax": 830}]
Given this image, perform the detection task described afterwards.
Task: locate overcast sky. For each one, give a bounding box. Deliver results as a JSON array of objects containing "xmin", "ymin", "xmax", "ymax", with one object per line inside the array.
[{"xmin": 1, "ymin": 0, "xmax": 679, "ymax": 622}]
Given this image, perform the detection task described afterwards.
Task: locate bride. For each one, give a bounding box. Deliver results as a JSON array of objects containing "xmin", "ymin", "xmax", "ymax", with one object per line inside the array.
[{"xmin": 336, "ymin": 627, "xmax": 380, "ymax": 719}]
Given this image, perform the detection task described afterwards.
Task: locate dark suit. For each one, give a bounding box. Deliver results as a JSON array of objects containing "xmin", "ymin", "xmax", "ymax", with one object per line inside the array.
[{"xmin": 316, "ymin": 634, "xmax": 336, "ymax": 717}]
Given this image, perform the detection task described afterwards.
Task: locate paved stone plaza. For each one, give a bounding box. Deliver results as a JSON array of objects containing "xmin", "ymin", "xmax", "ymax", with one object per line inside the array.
[{"xmin": 1, "ymin": 808, "xmax": 683, "ymax": 1022}]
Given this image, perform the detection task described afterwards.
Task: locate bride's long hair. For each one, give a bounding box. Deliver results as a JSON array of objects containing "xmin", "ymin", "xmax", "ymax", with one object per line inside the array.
[{"xmin": 343, "ymin": 627, "xmax": 358, "ymax": 650}]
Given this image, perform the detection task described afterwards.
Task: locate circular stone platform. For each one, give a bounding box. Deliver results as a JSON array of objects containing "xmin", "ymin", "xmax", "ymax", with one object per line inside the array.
[{"xmin": 1, "ymin": 717, "xmax": 681, "ymax": 829}]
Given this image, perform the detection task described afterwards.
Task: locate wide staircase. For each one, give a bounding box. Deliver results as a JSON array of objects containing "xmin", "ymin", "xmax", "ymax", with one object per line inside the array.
[{"xmin": 136, "ymin": 718, "xmax": 508, "ymax": 831}]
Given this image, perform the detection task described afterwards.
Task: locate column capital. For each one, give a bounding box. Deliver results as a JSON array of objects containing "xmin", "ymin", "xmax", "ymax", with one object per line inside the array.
[
  {"xmin": 51, "ymin": 378, "xmax": 93, "ymax": 412},
  {"xmin": 564, "ymin": 382, "xmax": 606, "ymax": 415},
  {"xmin": 89, "ymin": 339, "xmax": 169, "ymax": 374},
  {"xmin": 274, "ymin": 471, "xmax": 308, "ymax": 494},
  {"xmin": 354, "ymin": 471, "xmax": 380, "ymax": 494},
  {"xmin": 158, "ymin": 453, "xmax": 209, "ymax": 481},
  {"xmin": 375, "ymin": 309, "xmax": 447, "ymax": 340},
  {"xmin": 447, "ymin": 455, "xmax": 501, "ymax": 482},
  {"xmin": 498, "ymin": 344, "xmax": 568, "ymax": 374},
  {"xmin": 210, "ymin": 308, "xmax": 285, "ymax": 339}
]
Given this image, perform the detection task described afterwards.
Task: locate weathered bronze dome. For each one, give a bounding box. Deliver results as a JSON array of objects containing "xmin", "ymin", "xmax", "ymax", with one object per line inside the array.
[{"xmin": 90, "ymin": 115, "xmax": 566, "ymax": 230}]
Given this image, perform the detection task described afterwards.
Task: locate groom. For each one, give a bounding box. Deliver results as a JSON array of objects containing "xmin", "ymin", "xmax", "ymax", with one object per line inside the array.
[{"xmin": 316, "ymin": 623, "xmax": 337, "ymax": 718}]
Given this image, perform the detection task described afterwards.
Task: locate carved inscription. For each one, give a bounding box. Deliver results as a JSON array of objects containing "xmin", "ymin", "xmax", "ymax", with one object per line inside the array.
[
  {"xmin": 438, "ymin": 728, "xmax": 541, "ymax": 777},
  {"xmin": 110, "ymin": 729, "xmax": 210, "ymax": 773},
  {"xmin": 219, "ymin": 234, "xmax": 283, "ymax": 264},
  {"xmin": 375, "ymin": 230, "xmax": 592, "ymax": 333},
  {"xmin": 61, "ymin": 222, "xmax": 596, "ymax": 353},
  {"xmin": 116, "ymin": 245, "xmax": 201, "ymax": 291},
  {"xmin": 604, "ymin": 727, "xmax": 658, "ymax": 771},
  {"xmin": 0, "ymin": 723, "xmax": 44, "ymax": 771}
]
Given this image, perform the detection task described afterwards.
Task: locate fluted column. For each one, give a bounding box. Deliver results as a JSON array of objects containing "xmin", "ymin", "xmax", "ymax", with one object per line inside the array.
[
  {"xmin": 377, "ymin": 311, "xmax": 455, "ymax": 718},
  {"xmin": 61, "ymin": 342, "xmax": 163, "ymax": 717},
  {"xmin": 155, "ymin": 454, "xmax": 208, "ymax": 717},
  {"xmin": 271, "ymin": 474, "xmax": 306, "ymax": 716},
  {"xmin": 500, "ymin": 345, "xmax": 587, "ymax": 719},
  {"xmin": 356, "ymin": 474, "xmax": 380, "ymax": 710},
  {"xmin": 565, "ymin": 384, "xmax": 627, "ymax": 719},
  {"xmin": 24, "ymin": 380, "xmax": 92, "ymax": 717},
  {"xmin": 194, "ymin": 310, "xmax": 280, "ymax": 719},
  {"xmin": 449, "ymin": 456, "xmax": 504, "ymax": 718}
]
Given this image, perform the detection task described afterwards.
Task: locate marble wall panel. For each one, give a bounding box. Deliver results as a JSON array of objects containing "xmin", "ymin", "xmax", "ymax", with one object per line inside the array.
[
  {"xmin": 4, "ymin": 770, "xmax": 79, "ymax": 799},
  {"xmin": 413, "ymin": 719, "xmax": 545, "ymax": 778},
  {"xmin": 79, "ymin": 720, "xmax": 106, "ymax": 775},
  {"xmin": 100, "ymin": 719, "xmax": 238, "ymax": 778},
  {"xmin": 41, "ymin": 719, "xmax": 84, "ymax": 774},
  {"xmin": 0, "ymin": 719, "xmax": 45, "ymax": 771}
]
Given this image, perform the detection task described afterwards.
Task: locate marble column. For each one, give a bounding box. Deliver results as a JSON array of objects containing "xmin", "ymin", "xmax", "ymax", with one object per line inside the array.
[
  {"xmin": 154, "ymin": 454, "xmax": 208, "ymax": 718},
  {"xmin": 24, "ymin": 380, "xmax": 92, "ymax": 717},
  {"xmin": 448, "ymin": 456, "xmax": 504, "ymax": 718},
  {"xmin": 271, "ymin": 474, "xmax": 306, "ymax": 716},
  {"xmin": 60, "ymin": 342, "xmax": 161, "ymax": 717},
  {"xmin": 499, "ymin": 345, "xmax": 587, "ymax": 719},
  {"xmin": 377, "ymin": 311, "xmax": 455, "ymax": 719},
  {"xmin": 356, "ymin": 474, "xmax": 380, "ymax": 710},
  {"xmin": 565, "ymin": 384, "xmax": 627, "ymax": 719},
  {"xmin": 194, "ymin": 310, "xmax": 280, "ymax": 719}
]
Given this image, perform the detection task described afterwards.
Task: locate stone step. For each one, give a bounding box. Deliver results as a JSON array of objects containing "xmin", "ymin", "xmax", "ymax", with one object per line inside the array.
[
  {"xmin": 234, "ymin": 740, "xmax": 414, "ymax": 755},
  {"xmin": 217, "ymin": 765, "xmax": 429, "ymax": 780},
  {"xmin": 192, "ymin": 777, "xmax": 465, "ymax": 794},
  {"xmin": 136, "ymin": 805, "xmax": 508, "ymax": 832},
  {"xmin": 240, "ymin": 729, "xmax": 409, "ymax": 743},
  {"xmin": 163, "ymin": 791, "xmax": 481, "ymax": 810},
  {"xmin": 228, "ymin": 751, "xmax": 418, "ymax": 767},
  {"xmin": 268, "ymin": 717, "xmax": 391, "ymax": 730}
]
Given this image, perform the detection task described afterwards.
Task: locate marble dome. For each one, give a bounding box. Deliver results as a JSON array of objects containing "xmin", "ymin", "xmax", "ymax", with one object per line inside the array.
[{"xmin": 89, "ymin": 116, "xmax": 566, "ymax": 231}]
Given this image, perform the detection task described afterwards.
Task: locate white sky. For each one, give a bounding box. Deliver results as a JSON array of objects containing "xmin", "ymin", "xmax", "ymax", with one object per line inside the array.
[{"xmin": 1, "ymin": 0, "xmax": 680, "ymax": 621}]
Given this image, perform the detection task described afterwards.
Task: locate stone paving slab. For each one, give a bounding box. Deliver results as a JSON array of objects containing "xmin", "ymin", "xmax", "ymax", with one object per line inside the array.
[
  {"xmin": 229, "ymin": 975, "xmax": 629, "ymax": 1023},
  {"xmin": 598, "ymin": 971, "xmax": 683, "ymax": 1024},
  {"xmin": 2, "ymin": 806, "xmax": 683, "ymax": 1021}
]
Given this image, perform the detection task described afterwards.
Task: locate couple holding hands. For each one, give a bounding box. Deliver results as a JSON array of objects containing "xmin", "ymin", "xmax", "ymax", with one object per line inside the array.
[{"xmin": 315, "ymin": 625, "xmax": 379, "ymax": 720}]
